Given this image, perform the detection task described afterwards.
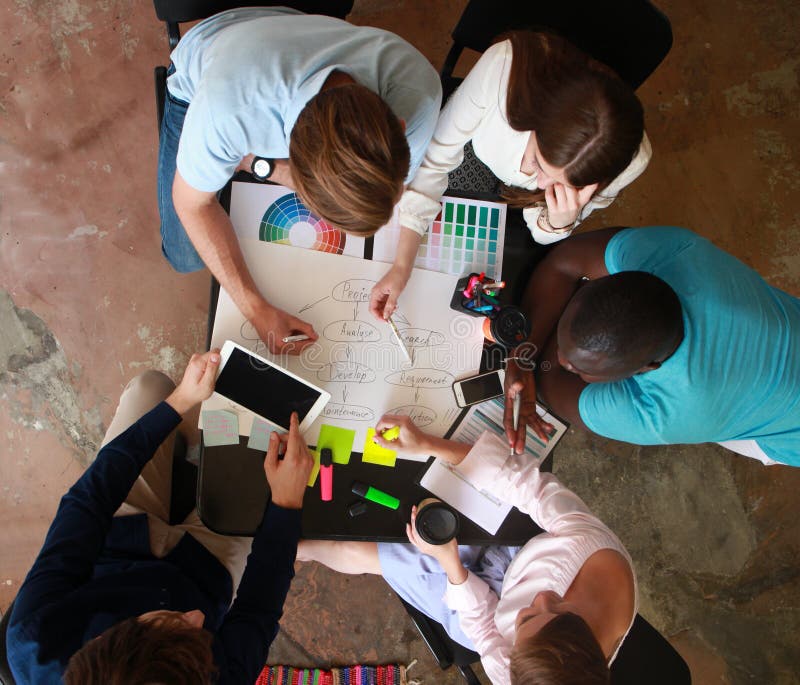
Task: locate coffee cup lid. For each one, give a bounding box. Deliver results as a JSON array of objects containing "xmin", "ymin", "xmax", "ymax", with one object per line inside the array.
[{"xmin": 416, "ymin": 502, "xmax": 460, "ymax": 545}]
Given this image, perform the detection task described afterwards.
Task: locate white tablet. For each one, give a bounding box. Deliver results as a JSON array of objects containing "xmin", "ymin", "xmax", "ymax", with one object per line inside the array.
[{"xmin": 215, "ymin": 340, "xmax": 330, "ymax": 433}]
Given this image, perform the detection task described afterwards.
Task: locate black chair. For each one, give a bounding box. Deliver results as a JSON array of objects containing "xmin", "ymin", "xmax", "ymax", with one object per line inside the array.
[
  {"xmin": 439, "ymin": 0, "xmax": 673, "ymax": 100},
  {"xmin": 153, "ymin": 0, "xmax": 355, "ymax": 132},
  {"xmin": 0, "ymin": 599, "xmax": 15, "ymax": 685},
  {"xmin": 401, "ymin": 598, "xmax": 691, "ymax": 684}
]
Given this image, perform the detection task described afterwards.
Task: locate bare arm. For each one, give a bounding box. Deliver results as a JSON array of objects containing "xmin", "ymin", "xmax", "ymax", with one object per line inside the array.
[
  {"xmin": 373, "ymin": 414, "xmax": 471, "ymax": 464},
  {"xmin": 369, "ymin": 227, "xmax": 423, "ymax": 320},
  {"xmin": 173, "ymin": 170, "xmax": 317, "ymax": 354},
  {"xmin": 504, "ymin": 227, "xmax": 622, "ymax": 446}
]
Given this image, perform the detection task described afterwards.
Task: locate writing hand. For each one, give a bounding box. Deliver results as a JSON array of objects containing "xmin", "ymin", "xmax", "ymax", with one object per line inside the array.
[
  {"xmin": 166, "ymin": 349, "xmax": 220, "ymax": 415},
  {"xmin": 373, "ymin": 414, "xmax": 429, "ymax": 456},
  {"xmin": 503, "ymin": 359, "xmax": 553, "ymax": 450},
  {"xmin": 264, "ymin": 412, "xmax": 313, "ymax": 509},
  {"xmin": 369, "ymin": 265, "xmax": 410, "ymax": 320},
  {"xmin": 544, "ymin": 182, "xmax": 598, "ymax": 229},
  {"xmin": 252, "ymin": 303, "xmax": 317, "ymax": 355}
]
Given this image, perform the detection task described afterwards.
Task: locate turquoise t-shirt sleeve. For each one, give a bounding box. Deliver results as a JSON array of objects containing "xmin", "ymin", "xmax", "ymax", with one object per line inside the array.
[
  {"xmin": 579, "ymin": 382, "xmax": 667, "ymax": 446},
  {"xmin": 604, "ymin": 226, "xmax": 701, "ymax": 275}
]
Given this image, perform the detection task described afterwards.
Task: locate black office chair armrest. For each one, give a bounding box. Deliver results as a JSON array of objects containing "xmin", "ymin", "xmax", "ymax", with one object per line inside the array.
[
  {"xmin": 154, "ymin": 65, "xmax": 167, "ymax": 132},
  {"xmin": 0, "ymin": 599, "xmax": 17, "ymax": 685}
]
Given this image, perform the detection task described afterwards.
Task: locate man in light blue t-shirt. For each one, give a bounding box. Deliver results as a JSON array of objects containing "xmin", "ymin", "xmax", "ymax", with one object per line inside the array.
[
  {"xmin": 157, "ymin": 7, "xmax": 441, "ymax": 354},
  {"xmin": 503, "ymin": 226, "xmax": 800, "ymax": 467}
]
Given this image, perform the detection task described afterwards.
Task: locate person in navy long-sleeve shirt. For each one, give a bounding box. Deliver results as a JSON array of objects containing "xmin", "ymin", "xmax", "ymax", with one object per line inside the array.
[{"xmin": 7, "ymin": 350, "xmax": 313, "ymax": 684}]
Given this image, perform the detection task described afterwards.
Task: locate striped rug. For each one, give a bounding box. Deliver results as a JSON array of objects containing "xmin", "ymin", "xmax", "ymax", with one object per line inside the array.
[{"xmin": 256, "ymin": 664, "xmax": 408, "ymax": 685}]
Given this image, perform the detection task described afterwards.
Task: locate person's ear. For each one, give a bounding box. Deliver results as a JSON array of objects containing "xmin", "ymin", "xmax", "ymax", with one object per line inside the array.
[
  {"xmin": 637, "ymin": 361, "xmax": 662, "ymax": 374},
  {"xmin": 183, "ymin": 610, "xmax": 205, "ymax": 628}
]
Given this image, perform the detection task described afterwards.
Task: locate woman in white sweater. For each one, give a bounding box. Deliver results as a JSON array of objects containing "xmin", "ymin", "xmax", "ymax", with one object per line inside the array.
[
  {"xmin": 370, "ymin": 31, "xmax": 651, "ymax": 320},
  {"xmin": 297, "ymin": 414, "xmax": 637, "ymax": 685}
]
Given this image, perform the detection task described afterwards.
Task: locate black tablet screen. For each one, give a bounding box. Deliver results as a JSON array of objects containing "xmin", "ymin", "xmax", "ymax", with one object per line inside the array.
[{"xmin": 215, "ymin": 347, "xmax": 321, "ymax": 428}]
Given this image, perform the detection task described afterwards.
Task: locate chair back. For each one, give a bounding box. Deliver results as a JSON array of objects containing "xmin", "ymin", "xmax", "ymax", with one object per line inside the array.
[
  {"xmin": 153, "ymin": 0, "xmax": 354, "ymax": 48},
  {"xmin": 154, "ymin": 0, "xmax": 353, "ymax": 24},
  {"xmin": 0, "ymin": 599, "xmax": 17, "ymax": 685},
  {"xmin": 610, "ymin": 614, "xmax": 692, "ymax": 684},
  {"xmin": 443, "ymin": 0, "xmax": 672, "ymax": 90}
]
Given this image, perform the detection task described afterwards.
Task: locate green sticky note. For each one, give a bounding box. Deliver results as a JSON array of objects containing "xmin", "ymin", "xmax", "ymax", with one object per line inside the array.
[
  {"xmin": 479, "ymin": 206, "xmax": 488, "ymax": 226},
  {"xmin": 467, "ymin": 205, "xmax": 477, "ymax": 224},
  {"xmin": 202, "ymin": 410, "xmax": 240, "ymax": 447},
  {"xmin": 317, "ymin": 424, "xmax": 356, "ymax": 464},
  {"xmin": 362, "ymin": 428, "xmax": 397, "ymax": 467},
  {"xmin": 444, "ymin": 202, "xmax": 454, "ymax": 221},
  {"xmin": 307, "ymin": 449, "xmax": 322, "ymax": 487},
  {"xmin": 491, "ymin": 207, "xmax": 500, "ymax": 227},
  {"xmin": 246, "ymin": 416, "xmax": 271, "ymax": 451}
]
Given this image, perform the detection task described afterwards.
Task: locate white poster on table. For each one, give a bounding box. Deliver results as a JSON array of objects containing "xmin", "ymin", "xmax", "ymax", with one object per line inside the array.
[{"xmin": 202, "ymin": 240, "xmax": 484, "ymax": 460}]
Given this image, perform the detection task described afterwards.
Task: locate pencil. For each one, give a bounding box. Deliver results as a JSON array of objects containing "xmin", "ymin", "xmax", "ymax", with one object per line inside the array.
[{"xmin": 387, "ymin": 316, "xmax": 413, "ymax": 364}]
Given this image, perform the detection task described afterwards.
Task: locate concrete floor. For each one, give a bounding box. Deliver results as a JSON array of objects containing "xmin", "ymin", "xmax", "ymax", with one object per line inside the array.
[{"xmin": 1, "ymin": 1, "xmax": 798, "ymax": 683}]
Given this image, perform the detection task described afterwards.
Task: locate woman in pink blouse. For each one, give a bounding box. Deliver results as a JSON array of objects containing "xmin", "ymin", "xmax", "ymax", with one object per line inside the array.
[{"xmin": 298, "ymin": 414, "xmax": 637, "ymax": 684}]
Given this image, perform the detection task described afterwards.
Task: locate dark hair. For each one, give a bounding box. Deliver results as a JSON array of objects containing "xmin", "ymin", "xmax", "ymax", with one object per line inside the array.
[
  {"xmin": 63, "ymin": 616, "xmax": 215, "ymax": 685},
  {"xmin": 499, "ymin": 31, "xmax": 644, "ymax": 208},
  {"xmin": 510, "ymin": 612, "xmax": 609, "ymax": 685},
  {"xmin": 290, "ymin": 83, "xmax": 410, "ymax": 236},
  {"xmin": 567, "ymin": 271, "xmax": 683, "ymax": 370}
]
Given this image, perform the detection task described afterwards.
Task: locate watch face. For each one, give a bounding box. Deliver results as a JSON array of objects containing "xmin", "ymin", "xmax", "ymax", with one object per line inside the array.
[{"xmin": 252, "ymin": 158, "xmax": 272, "ymax": 179}]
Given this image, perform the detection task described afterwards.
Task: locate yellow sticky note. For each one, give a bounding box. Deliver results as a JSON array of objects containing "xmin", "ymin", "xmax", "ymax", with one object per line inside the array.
[
  {"xmin": 317, "ymin": 424, "xmax": 356, "ymax": 465},
  {"xmin": 362, "ymin": 428, "xmax": 397, "ymax": 467},
  {"xmin": 307, "ymin": 449, "xmax": 321, "ymax": 487}
]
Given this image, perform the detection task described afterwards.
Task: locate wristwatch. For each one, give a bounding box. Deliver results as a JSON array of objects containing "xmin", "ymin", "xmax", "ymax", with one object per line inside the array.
[{"xmin": 251, "ymin": 157, "xmax": 275, "ymax": 182}]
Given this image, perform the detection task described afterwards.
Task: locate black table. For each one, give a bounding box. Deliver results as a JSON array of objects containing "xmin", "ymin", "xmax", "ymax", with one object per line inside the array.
[{"xmin": 199, "ymin": 181, "xmax": 552, "ymax": 542}]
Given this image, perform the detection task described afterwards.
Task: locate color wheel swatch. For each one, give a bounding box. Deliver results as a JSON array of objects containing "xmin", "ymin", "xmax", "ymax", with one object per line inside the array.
[
  {"xmin": 372, "ymin": 195, "xmax": 507, "ymax": 281},
  {"xmin": 259, "ymin": 192, "xmax": 346, "ymax": 254}
]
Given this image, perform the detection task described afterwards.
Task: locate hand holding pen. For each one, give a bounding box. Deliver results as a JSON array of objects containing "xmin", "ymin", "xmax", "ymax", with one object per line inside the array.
[{"xmin": 503, "ymin": 358, "xmax": 553, "ymax": 451}]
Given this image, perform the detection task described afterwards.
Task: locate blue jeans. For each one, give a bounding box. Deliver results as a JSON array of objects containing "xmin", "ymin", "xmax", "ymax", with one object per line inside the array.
[{"xmin": 157, "ymin": 73, "xmax": 205, "ymax": 273}]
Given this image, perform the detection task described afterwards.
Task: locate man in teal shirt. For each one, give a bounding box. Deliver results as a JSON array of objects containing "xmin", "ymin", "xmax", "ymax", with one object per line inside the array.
[{"xmin": 504, "ymin": 226, "xmax": 799, "ymax": 466}]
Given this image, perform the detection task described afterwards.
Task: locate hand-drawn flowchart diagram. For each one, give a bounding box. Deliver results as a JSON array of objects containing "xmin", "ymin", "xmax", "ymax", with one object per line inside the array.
[{"xmin": 205, "ymin": 239, "xmax": 485, "ymax": 458}]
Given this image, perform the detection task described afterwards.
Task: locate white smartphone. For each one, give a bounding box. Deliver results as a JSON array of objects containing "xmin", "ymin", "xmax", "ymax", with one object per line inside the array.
[
  {"xmin": 452, "ymin": 369, "xmax": 506, "ymax": 408},
  {"xmin": 215, "ymin": 340, "xmax": 330, "ymax": 433}
]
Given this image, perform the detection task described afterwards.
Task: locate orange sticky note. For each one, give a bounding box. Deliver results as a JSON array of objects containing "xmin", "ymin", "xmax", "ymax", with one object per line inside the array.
[{"xmin": 362, "ymin": 428, "xmax": 397, "ymax": 467}]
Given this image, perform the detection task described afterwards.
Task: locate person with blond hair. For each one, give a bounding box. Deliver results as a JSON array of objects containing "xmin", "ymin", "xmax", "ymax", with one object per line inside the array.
[
  {"xmin": 7, "ymin": 351, "xmax": 314, "ymax": 684},
  {"xmin": 158, "ymin": 6, "xmax": 441, "ymax": 353},
  {"xmin": 297, "ymin": 414, "xmax": 637, "ymax": 685},
  {"xmin": 370, "ymin": 30, "xmax": 649, "ymax": 320}
]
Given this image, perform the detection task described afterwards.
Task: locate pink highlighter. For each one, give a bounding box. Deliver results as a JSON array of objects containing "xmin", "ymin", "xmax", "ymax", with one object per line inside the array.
[{"xmin": 320, "ymin": 448, "xmax": 333, "ymax": 502}]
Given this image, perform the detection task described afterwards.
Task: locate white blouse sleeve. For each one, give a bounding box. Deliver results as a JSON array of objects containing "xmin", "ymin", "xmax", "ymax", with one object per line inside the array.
[
  {"xmin": 445, "ymin": 572, "xmax": 510, "ymax": 685},
  {"xmin": 398, "ymin": 41, "xmax": 512, "ymax": 236},
  {"xmin": 523, "ymin": 132, "xmax": 653, "ymax": 245},
  {"xmin": 456, "ymin": 432, "xmax": 604, "ymax": 535}
]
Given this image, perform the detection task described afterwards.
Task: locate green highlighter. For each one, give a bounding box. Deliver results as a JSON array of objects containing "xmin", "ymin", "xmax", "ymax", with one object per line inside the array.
[{"xmin": 351, "ymin": 481, "xmax": 400, "ymax": 510}]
